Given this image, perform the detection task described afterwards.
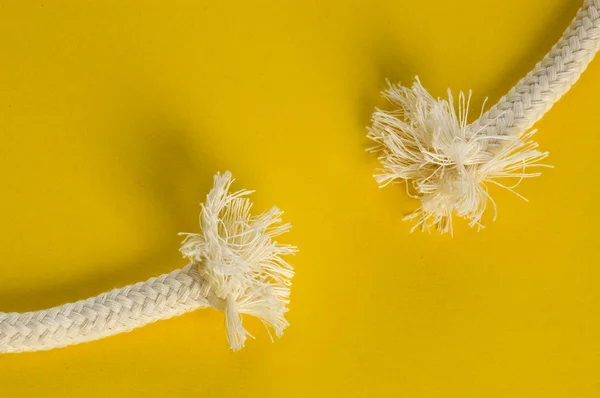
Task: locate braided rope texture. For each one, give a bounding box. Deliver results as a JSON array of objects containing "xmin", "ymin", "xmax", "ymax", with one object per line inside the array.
[
  {"xmin": 0, "ymin": 265, "xmax": 209, "ymax": 353},
  {"xmin": 473, "ymin": 0, "xmax": 600, "ymax": 138}
]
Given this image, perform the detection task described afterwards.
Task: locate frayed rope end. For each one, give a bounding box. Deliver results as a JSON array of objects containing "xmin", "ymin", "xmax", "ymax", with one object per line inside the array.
[
  {"xmin": 180, "ymin": 171, "xmax": 297, "ymax": 351},
  {"xmin": 367, "ymin": 77, "xmax": 551, "ymax": 235}
]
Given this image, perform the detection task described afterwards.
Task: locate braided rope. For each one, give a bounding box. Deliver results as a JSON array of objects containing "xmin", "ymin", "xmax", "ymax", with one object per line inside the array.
[
  {"xmin": 473, "ymin": 0, "xmax": 600, "ymax": 138},
  {"xmin": 0, "ymin": 172, "xmax": 296, "ymax": 353},
  {"xmin": 368, "ymin": 0, "xmax": 600, "ymax": 233},
  {"xmin": 0, "ymin": 264, "xmax": 210, "ymax": 353}
]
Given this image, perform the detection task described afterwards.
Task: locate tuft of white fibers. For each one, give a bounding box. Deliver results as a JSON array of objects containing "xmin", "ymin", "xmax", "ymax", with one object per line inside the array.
[
  {"xmin": 180, "ymin": 171, "xmax": 297, "ymax": 351},
  {"xmin": 367, "ymin": 77, "xmax": 551, "ymax": 235}
]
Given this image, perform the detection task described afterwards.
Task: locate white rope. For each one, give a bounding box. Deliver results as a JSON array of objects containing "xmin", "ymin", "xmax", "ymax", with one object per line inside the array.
[
  {"xmin": 0, "ymin": 172, "xmax": 297, "ymax": 353},
  {"xmin": 368, "ymin": 0, "xmax": 600, "ymax": 234},
  {"xmin": 473, "ymin": 0, "xmax": 600, "ymax": 138},
  {"xmin": 0, "ymin": 265, "xmax": 209, "ymax": 353}
]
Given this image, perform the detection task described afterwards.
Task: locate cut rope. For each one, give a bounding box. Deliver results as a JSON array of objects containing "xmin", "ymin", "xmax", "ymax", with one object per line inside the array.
[
  {"xmin": 0, "ymin": 172, "xmax": 297, "ymax": 353},
  {"xmin": 368, "ymin": 0, "xmax": 600, "ymax": 234}
]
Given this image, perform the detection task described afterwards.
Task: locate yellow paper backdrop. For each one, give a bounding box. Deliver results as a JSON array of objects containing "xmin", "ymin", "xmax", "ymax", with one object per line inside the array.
[{"xmin": 1, "ymin": 1, "xmax": 599, "ymax": 396}]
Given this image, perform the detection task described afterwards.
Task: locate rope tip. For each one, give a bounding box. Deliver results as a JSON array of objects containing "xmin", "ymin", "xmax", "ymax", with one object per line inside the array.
[
  {"xmin": 367, "ymin": 78, "xmax": 551, "ymax": 234},
  {"xmin": 180, "ymin": 171, "xmax": 297, "ymax": 351}
]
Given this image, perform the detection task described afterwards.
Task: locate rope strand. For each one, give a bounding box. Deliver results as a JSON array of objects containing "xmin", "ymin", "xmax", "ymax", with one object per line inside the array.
[
  {"xmin": 0, "ymin": 172, "xmax": 296, "ymax": 353},
  {"xmin": 368, "ymin": 0, "xmax": 600, "ymax": 233},
  {"xmin": 473, "ymin": 0, "xmax": 600, "ymax": 138},
  {"xmin": 0, "ymin": 265, "xmax": 208, "ymax": 353}
]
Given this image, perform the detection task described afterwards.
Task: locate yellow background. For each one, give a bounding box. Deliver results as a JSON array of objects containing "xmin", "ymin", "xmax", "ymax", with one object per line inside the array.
[{"xmin": 1, "ymin": 0, "xmax": 599, "ymax": 396}]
